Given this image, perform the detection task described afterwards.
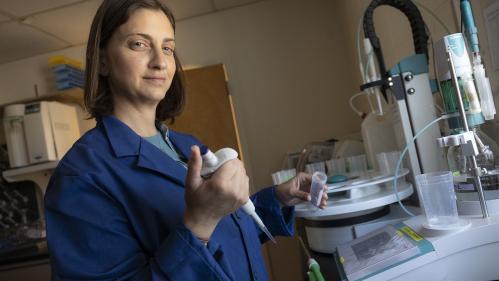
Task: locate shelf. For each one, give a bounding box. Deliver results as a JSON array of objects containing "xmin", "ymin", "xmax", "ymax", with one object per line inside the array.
[
  {"xmin": 2, "ymin": 161, "xmax": 59, "ymax": 195},
  {"xmin": 0, "ymin": 88, "xmax": 83, "ymax": 109}
]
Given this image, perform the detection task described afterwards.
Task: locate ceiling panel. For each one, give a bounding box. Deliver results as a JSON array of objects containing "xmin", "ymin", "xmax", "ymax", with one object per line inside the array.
[
  {"xmin": 0, "ymin": 21, "xmax": 68, "ymax": 63},
  {"xmin": 213, "ymin": 0, "xmax": 261, "ymax": 10},
  {"xmin": 27, "ymin": 0, "xmax": 102, "ymax": 45},
  {"xmin": 163, "ymin": 0, "xmax": 215, "ymax": 20},
  {"xmin": 0, "ymin": 0, "xmax": 83, "ymax": 17}
]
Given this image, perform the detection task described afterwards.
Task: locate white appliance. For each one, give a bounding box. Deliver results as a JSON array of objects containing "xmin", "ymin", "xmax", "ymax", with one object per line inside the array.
[
  {"xmin": 23, "ymin": 101, "xmax": 80, "ymax": 164},
  {"xmin": 334, "ymin": 215, "xmax": 499, "ymax": 281},
  {"xmin": 3, "ymin": 104, "xmax": 29, "ymax": 168}
]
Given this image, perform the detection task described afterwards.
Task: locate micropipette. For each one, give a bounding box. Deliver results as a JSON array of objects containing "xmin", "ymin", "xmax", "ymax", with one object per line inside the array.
[
  {"xmin": 200, "ymin": 146, "xmax": 277, "ymax": 244},
  {"xmin": 298, "ymin": 236, "xmax": 325, "ymax": 281}
]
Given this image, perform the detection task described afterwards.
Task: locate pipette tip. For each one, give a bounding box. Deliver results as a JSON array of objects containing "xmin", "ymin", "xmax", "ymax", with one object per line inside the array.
[{"xmin": 261, "ymin": 225, "xmax": 277, "ymax": 244}]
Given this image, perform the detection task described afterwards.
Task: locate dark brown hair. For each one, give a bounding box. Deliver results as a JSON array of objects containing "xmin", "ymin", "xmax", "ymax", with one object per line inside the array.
[{"xmin": 84, "ymin": 0, "xmax": 185, "ymax": 122}]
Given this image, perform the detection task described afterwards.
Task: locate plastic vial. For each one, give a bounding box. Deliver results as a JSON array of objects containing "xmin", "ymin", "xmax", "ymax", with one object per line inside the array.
[{"xmin": 310, "ymin": 172, "xmax": 327, "ymax": 207}]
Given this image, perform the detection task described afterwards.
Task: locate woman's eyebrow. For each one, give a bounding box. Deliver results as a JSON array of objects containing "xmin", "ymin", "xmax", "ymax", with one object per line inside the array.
[{"xmin": 125, "ymin": 32, "xmax": 175, "ymax": 43}]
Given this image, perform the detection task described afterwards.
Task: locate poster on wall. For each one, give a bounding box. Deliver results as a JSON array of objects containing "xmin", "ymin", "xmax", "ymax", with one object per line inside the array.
[{"xmin": 484, "ymin": 1, "xmax": 499, "ymax": 71}]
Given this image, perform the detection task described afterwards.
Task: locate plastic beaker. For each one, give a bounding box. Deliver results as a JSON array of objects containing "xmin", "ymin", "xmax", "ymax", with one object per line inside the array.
[
  {"xmin": 415, "ymin": 171, "xmax": 459, "ymax": 228},
  {"xmin": 346, "ymin": 155, "xmax": 368, "ymax": 176},
  {"xmin": 306, "ymin": 162, "xmax": 326, "ymax": 175},
  {"xmin": 376, "ymin": 151, "xmax": 402, "ymax": 175},
  {"xmin": 325, "ymin": 158, "xmax": 346, "ymax": 176}
]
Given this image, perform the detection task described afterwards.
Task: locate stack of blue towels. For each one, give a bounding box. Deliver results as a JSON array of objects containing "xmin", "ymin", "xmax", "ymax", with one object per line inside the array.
[{"xmin": 52, "ymin": 64, "xmax": 84, "ymax": 91}]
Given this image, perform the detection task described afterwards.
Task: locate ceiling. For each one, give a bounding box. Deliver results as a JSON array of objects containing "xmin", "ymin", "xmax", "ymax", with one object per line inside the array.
[{"xmin": 0, "ymin": 0, "xmax": 263, "ymax": 64}]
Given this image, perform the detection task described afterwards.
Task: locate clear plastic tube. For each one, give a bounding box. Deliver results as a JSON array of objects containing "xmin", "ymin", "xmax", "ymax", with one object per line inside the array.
[{"xmin": 473, "ymin": 58, "xmax": 496, "ymax": 120}]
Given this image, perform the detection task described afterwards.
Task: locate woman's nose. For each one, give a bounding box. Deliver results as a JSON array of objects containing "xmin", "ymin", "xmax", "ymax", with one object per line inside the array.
[{"xmin": 149, "ymin": 47, "xmax": 167, "ymax": 70}]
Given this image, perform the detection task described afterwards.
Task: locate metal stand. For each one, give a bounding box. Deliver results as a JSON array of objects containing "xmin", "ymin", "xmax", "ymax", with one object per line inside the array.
[{"xmin": 446, "ymin": 48, "xmax": 489, "ymax": 218}]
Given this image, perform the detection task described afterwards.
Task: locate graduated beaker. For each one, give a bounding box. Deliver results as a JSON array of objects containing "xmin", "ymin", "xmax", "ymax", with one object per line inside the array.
[{"xmin": 416, "ymin": 171, "xmax": 459, "ymax": 228}]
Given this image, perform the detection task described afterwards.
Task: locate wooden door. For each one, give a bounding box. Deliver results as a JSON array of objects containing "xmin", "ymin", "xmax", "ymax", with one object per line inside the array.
[{"xmin": 168, "ymin": 64, "xmax": 243, "ymax": 160}]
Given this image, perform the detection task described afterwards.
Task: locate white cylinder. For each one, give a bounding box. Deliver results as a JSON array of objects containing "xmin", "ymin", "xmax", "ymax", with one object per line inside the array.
[
  {"xmin": 435, "ymin": 33, "xmax": 473, "ymax": 81},
  {"xmin": 3, "ymin": 104, "xmax": 29, "ymax": 168}
]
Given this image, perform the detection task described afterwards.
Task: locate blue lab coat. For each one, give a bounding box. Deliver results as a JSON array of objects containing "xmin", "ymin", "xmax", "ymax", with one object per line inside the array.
[{"xmin": 44, "ymin": 115, "xmax": 295, "ymax": 281}]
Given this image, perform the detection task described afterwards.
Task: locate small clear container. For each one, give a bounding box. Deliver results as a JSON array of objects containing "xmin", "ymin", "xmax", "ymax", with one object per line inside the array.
[
  {"xmin": 325, "ymin": 158, "xmax": 346, "ymax": 176},
  {"xmin": 305, "ymin": 162, "xmax": 326, "ymax": 175},
  {"xmin": 346, "ymin": 155, "xmax": 368, "ymax": 176},
  {"xmin": 376, "ymin": 151, "xmax": 402, "ymax": 175},
  {"xmin": 416, "ymin": 171, "xmax": 459, "ymax": 228},
  {"xmin": 310, "ymin": 171, "xmax": 327, "ymax": 207}
]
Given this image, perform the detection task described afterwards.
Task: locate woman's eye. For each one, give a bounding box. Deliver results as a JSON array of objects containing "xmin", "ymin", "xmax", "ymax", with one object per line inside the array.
[
  {"xmin": 163, "ymin": 46, "xmax": 174, "ymax": 56},
  {"xmin": 130, "ymin": 41, "xmax": 147, "ymax": 50}
]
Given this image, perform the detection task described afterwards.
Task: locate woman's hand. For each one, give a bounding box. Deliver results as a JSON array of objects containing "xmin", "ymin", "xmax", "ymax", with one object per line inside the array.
[
  {"xmin": 183, "ymin": 145, "xmax": 249, "ymax": 241},
  {"xmin": 275, "ymin": 172, "xmax": 328, "ymax": 209}
]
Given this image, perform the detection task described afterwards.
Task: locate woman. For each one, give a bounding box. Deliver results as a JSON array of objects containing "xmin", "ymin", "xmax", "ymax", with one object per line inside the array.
[{"xmin": 44, "ymin": 0, "xmax": 327, "ymax": 280}]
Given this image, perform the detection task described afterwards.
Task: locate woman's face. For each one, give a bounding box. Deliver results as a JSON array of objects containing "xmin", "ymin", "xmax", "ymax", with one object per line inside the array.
[{"xmin": 102, "ymin": 8, "xmax": 176, "ymax": 107}]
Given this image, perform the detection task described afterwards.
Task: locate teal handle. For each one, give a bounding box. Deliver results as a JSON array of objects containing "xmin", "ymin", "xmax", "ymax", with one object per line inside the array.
[{"xmin": 309, "ymin": 261, "xmax": 325, "ymax": 281}]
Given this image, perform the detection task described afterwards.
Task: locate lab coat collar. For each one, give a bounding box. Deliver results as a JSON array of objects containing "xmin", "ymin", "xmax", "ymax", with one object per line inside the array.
[
  {"xmin": 101, "ymin": 115, "xmax": 141, "ymax": 157},
  {"xmin": 100, "ymin": 115, "xmax": 187, "ymax": 186}
]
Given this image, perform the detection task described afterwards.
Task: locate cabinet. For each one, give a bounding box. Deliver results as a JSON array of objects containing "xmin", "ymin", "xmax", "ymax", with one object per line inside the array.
[{"xmin": 0, "ymin": 258, "xmax": 51, "ymax": 281}]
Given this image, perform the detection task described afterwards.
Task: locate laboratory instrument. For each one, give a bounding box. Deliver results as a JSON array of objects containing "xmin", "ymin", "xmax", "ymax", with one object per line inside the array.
[
  {"xmin": 3, "ymin": 104, "xmax": 29, "ymax": 168},
  {"xmin": 23, "ymin": 101, "xmax": 80, "ymax": 165},
  {"xmin": 199, "ymin": 146, "xmax": 277, "ymax": 244},
  {"xmin": 295, "ymin": 168, "xmax": 414, "ymax": 253},
  {"xmin": 327, "ymin": 0, "xmax": 499, "ymax": 280},
  {"xmin": 298, "ymin": 236, "xmax": 325, "ymax": 281}
]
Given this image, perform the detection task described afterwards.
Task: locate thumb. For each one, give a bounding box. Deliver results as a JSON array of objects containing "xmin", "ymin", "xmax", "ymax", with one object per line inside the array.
[{"xmin": 186, "ymin": 145, "xmax": 203, "ymax": 190}]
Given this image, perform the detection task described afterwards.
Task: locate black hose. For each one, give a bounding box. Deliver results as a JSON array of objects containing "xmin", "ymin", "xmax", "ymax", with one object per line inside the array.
[{"xmin": 363, "ymin": 0, "xmax": 429, "ymax": 80}]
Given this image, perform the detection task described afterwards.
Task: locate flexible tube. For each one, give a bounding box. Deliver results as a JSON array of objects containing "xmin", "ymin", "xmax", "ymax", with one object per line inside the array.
[
  {"xmin": 392, "ymin": 115, "xmax": 445, "ymax": 217},
  {"xmin": 349, "ymin": 91, "xmax": 369, "ymax": 117}
]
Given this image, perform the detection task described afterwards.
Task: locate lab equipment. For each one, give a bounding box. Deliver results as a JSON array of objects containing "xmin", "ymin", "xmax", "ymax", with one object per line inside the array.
[
  {"xmin": 3, "ymin": 104, "xmax": 29, "ymax": 168},
  {"xmin": 346, "ymin": 154, "xmax": 368, "ymax": 177},
  {"xmin": 460, "ymin": 0, "xmax": 496, "ymax": 120},
  {"xmin": 297, "ymin": 236, "xmax": 325, "ymax": 281},
  {"xmin": 415, "ymin": 172, "xmax": 460, "ymax": 229},
  {"xmin": 336, "ymin": 223, "xmax": 434, "ymax": 281},
  {"xmin": 305, "ymin": 162, "xmax": 326, "ymax": 175},
  {"xmin": 325, "ymin": 158, "xmax": 346, "ymax": 177},
  {"xmin": 295, "ymin": 169, "xmax": 413, "ymax": 253},
  {"xmin": 199, "ymin": 147, "xmax": 277, "ymax": 244},
  {"xmin": 23, "ymin": 101, "xmax": 80, "ymax": 165},
  {"xmin": 434, "ymin": 33, "xmax": 484, "ymax": 129},
  {"xmin": 271, "ymin": 168, "xmax": 296, "ymax": 185},
  {"xmin": 361, "ymin": 108, "xmax": 399, "ymax": 170},
  {"xmin": 328, "ymin": 0, "xmax": 499, "ymax": 280},
  {"xmin": 376, "ymin": 151, "xmax": 401, "ymax": 176},
  {"xmin": 310, "ymin": 172, "xmax": 327, "ymax": 207}
]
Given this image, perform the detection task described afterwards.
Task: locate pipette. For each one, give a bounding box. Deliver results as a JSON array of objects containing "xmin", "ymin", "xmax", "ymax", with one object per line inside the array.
[
  {"xmin": 199, "ymin": 146, "xmax": 277, "ymax": 244},
  {"xmin": 298, "ymin": 236, "xmax": 325, "ymax": 281}
]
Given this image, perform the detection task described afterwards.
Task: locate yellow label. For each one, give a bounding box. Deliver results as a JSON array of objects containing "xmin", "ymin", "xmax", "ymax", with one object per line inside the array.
[
  {"xmin": 340, "ymin": 256, "xmax": 345, "ymax": 263},
  {"xmin": 401, "ymin": 226, "xmax": 423, "ymax": 241},
  {"xmin": 395, "ymin": 230, "xmax": 403, "ymax": 237}
]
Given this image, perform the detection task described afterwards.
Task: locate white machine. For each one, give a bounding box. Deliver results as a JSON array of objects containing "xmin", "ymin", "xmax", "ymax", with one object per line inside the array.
[
  {"xmin": 296, "ymin": 0, "xmax": 499, "ymax": 280},
  {"xmin": 3, "ymin": 104, "xmax": 29, "ymax": 167},
  {"xmin": 3, "ymin": 101, "xmax": 80, "ymax": 167}
]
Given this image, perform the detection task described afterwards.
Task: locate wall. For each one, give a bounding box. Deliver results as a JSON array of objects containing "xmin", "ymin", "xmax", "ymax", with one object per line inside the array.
[
  {"xmin": 175, "ymin": 0, "xmax": 361, "ymax": 192},
  {"xmin": 0, "ymin": 45, "xmax": 86, "ymax": 104}
]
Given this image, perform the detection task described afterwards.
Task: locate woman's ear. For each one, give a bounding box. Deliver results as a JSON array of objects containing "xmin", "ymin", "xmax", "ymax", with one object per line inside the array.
[{"xmin": 99, "ymin": 54, "xmax": 109, "ymax": 76}]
